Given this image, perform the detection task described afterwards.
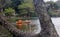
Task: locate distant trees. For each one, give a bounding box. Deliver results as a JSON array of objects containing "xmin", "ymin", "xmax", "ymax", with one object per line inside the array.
[
  {"xmin": 0, "ymin": 0, "xmax": 59, "ymax": 37},
  {"xmin": 0, "ymin": 0, "xmax": 37, "ymax": 17},
  {"xmin": 4, "ymin": 8, "xmax": 15, "ymax": 17},
  {"xmin": 46, "ymin": 1, "xmax": 59, "ymax": 10},
  {"xmin": 18, "ymin": 2, "xmax": 36, "ymax": 17},
  {"xmin": 0, "ymin": 0, "xmax": 59, "ymax": 17},
  {"xmin": 0, "ymin": 0, "xmax": 6, "ymax": 12},
  {"xmin": 56, "ymin": 0, "xmax": 60, "ymax": 9},
  {"xmin": 46, "ymin": 1, "xmax": 59, "ymax": 17}
]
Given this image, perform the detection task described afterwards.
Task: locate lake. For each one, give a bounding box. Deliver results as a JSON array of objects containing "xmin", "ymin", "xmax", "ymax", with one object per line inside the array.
[
  {"xmin": 12, "ymin": 17, "xmax": 60, "ymax": 36},
  {"xmin": 51, "ymin": 17, "xmax": 60, "ymax": 37},
  {"xmin": 32, "ymin": 17, "xmax": 60, "ymax": 36}
]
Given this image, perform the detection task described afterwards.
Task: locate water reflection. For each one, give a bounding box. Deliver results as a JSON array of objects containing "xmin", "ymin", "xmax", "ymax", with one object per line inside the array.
[{"xmin": 12, "ymin": 17, "xmax": 60, "ymax": 36}]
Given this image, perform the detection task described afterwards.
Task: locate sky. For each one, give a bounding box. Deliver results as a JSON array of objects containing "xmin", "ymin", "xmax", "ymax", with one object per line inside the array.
[{"xmin": 44, "ymin": 0, "xmax": 58, "ymax": 2}]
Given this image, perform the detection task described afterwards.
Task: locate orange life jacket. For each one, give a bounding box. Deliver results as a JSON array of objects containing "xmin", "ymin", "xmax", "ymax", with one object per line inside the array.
[{"xmin": 16, "ymin": 20, "xmax": 23, "ymax": 30}]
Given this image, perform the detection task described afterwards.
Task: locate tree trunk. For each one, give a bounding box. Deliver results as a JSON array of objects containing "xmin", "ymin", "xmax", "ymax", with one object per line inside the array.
[
  {"xmin": 0, "ymin": 0, "xmax": 59, "ymax": 37},
  {"xmin": 0, "ymin": 14, "xmax": 23, "ymax": 37},
  {"xmin": 33, "ymin": 0, "xmax": 59, "ymax": 37},
  {"xmin": 0, "ymin": 14, "xmax": 39, "ymax": 37}
]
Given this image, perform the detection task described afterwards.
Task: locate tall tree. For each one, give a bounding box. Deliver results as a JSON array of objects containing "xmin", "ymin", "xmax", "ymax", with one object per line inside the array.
[
  {"xmin": 0, "ymin": 0, "xmax": 59, "ymax": 37},
  {"xmin": 33, "ymin": 0, "xmax": 59, "ymax": 37}
]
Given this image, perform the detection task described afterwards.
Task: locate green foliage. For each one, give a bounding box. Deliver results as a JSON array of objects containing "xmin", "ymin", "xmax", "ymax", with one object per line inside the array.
[
  {"xmin": 0, "ymin": 0, "xmax": 5, "ymax": 8},
  {"xmin": 46, "ymin": 1, "xmax": 59, "ymax": 10},
  {"xmin": 18, "ymin": 0, "xmax": 36, "ymax": 16},
  {"xmin": 23, "ymin": 0, "xmax": 33, "ymax": 3},
  {"xmin": 0, "ymin": 0, "xmax": 37, "ymax": 17},
  {"xmin": 4, "ymin": 8, "xmax": 15, "ymax": 16},
  {"xmin": 46, "ymin": 1, "xmax": 60, "ymax": 17},
  {"xmin": 0, "ymin": 25, "xmax": 13, "ymax": 37},
  {"xmin": 0, "ymin": 0, "xmax": 12, "ymax": 8},
  {"xmin": 18, "ymin": 3, "xmax": 34, "ymax": 9},
  {"xmin": 4, "ymin": 0, "xmax": 12, "ymax": 8},
  {"xmin": 56, "ymin": 1, "xmax": 60, "ymax": 9},
  {"xmin": 11, "ymin": 0, "xmax": 22, "ymax": 8}
]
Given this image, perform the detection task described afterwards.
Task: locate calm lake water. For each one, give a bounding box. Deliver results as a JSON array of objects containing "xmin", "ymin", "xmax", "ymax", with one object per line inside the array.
[
  {"xmin": 51, "ymin": 17, "xmax": 60, "ymax": 37},
  {"xmin": 32, "ymin": 17, "xmax": 60, "ymax": 36}
]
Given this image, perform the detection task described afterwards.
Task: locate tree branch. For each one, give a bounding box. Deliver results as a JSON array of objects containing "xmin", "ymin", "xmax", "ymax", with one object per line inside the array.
[{"xmin": 0, "ymin": 14, "xmax": 25, "ymax": 37}]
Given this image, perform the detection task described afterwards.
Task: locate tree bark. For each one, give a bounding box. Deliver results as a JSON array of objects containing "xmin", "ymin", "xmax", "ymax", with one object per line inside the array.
[
  {"xmin": 0, "ymin": 14, "xmax": 39, "ymax": 37},
  {"xmin": 33, "ymin": 0, "xmax": 59, "ymax": 37},
  {"xmin": 0, "ymin": 14, "xmax": 23, "ymax": 37},
  {"xmin": 0, "ymin": 0, "xmax": 59, "ymax": 37}
]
